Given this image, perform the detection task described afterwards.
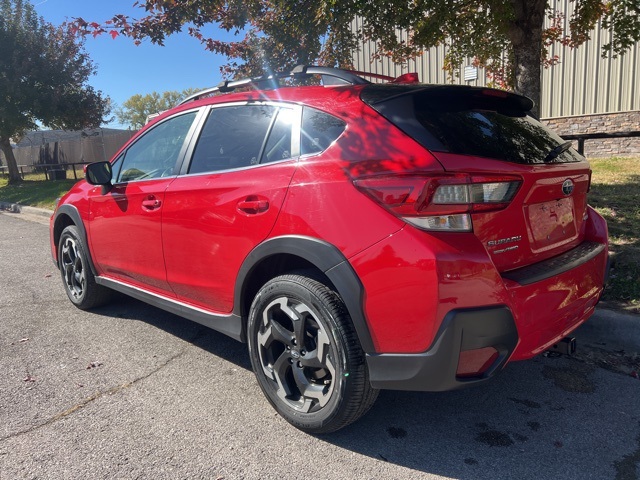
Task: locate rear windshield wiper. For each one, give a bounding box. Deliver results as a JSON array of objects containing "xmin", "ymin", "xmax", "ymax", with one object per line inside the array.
[{"xmin": 544, "ymin": 141, "xmax": 573, "ymax": 162}]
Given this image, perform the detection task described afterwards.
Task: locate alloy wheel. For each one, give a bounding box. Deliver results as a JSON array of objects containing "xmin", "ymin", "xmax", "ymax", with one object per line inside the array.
[
  {"xmin": 257, "ymin": 296, "xmax": 336, "ymax": 413},
  {"xmin": 60, "ymin": 236, "xmax": 85, "ymax": 301}
]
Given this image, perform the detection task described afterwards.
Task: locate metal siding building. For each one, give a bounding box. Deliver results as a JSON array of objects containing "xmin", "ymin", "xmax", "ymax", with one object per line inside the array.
[
  {"xmin": 541, "ymin": 1, "xmax": 639, "ymax": 118},
  {"xmin": 350, "ymin": 2, "xmax": 640, "ymax": 120}
]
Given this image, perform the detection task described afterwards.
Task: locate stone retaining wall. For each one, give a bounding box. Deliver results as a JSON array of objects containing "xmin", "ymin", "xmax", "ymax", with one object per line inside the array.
[{"xmin": 543, "ymin": 111, "xmax": 640, "ymax": 158}]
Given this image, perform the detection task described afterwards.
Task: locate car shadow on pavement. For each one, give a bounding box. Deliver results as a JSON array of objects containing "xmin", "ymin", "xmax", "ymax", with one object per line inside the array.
[
  {"xmin": 91, "ymin": 296, "xmax": 639, "ymax": 480},
  {"xmin": 318, "ymin": 356, "xmax": 640, "ymax": 480},
  {"xmin": 92, "ymin": 295, "xmax": 252, "ymax": 372}
]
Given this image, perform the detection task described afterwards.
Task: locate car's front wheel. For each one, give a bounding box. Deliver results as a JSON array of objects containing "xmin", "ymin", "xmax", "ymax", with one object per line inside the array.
[
  {"xmin": 248, "ymin": 273, "xmax": 378, "ymax": 433},
  {"xmin": 58, "ymin": 225, "xmax": 112, "ymax": 310}
]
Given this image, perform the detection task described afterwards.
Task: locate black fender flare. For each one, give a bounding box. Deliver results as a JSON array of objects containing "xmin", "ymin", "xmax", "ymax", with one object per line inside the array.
[
  {"xmin": 52, "ymin": 205, "xmax": 99, "ymax": 276},
  {"xmin": 235, "ymin": 235, "xmax": 375, "ymax": 353}
]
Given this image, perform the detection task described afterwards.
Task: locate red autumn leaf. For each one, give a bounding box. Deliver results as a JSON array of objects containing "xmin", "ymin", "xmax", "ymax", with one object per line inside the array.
[{"xmin": 109, "ymin": 30, "xmax": 119, "ymax": 39}]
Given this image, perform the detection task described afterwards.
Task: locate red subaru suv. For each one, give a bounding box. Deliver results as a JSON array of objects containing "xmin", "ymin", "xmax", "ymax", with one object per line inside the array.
[{"xmin": 50, "ymin": 66, "xmax": 609, "ymax": 433}]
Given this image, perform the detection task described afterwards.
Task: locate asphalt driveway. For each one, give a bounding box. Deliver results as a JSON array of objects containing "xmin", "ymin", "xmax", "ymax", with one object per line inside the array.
[{"xmin": 1, "ymin": 211, "xmax": 638, "ymax": 479}]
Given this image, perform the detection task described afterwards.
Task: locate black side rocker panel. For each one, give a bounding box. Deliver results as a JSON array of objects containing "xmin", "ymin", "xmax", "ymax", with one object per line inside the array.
[
  {"xmin": 366, "ymin": 306, "xmax": 518, "ymax": 391},
  {"xmin": 235, "ymin": 235, "xmax": 376, "ymax": 353},
  {"xmin": 95, "ymin": 277, "xmax": 244, "ymax": 342}
]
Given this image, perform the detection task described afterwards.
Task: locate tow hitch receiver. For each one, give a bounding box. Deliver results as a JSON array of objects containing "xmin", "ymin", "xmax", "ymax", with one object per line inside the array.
[{"xmin": 549, "ymin": 337, "xmax": 577, "ymax": 356}]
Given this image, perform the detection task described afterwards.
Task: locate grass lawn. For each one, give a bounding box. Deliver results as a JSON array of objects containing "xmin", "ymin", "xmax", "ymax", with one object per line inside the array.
[
  {"xmin": 588, "ymin": 157, "xmax": 640, "ymax": 314},
  {"xmin": 0, "ymin": 173, "xmax": 78, "ymax": 210},
  {"xmin": 1, "ymin": 157, "xmax": 638, "ymax": 312}
]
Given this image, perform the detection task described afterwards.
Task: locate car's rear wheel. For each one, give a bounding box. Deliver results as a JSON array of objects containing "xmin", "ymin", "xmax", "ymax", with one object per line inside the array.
[
  {"xmin": 58, "ymin": 225, "xmax": 112, "ymax": 310},
  {"xmin": 248, "ymin": 273, "xmax": 378, "ymax": 433}
]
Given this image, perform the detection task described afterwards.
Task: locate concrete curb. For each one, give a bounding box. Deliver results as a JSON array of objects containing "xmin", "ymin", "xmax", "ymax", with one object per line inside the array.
[
  {"xmin": 576, "ymin": 307, "xmax": 640, "ymax": 353},
  {"xmin": 0, "ymin": 201, "xmax": 53, "ymax": 218}
]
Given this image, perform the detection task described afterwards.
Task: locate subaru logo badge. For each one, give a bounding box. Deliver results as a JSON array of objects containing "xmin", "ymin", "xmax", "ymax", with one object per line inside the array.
[{"xmin": 562, "ymin": 179, "xmax": 574, "ymax": 196}]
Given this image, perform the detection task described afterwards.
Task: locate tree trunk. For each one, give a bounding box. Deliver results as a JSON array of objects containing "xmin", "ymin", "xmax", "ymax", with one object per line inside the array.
[
  {"xmin": 0, "ymin": 136, "xmax": 22, "ymax": 184},
  {"xmin": 508, "ymin": 0, "xmax": 547, "ymax": 118}
]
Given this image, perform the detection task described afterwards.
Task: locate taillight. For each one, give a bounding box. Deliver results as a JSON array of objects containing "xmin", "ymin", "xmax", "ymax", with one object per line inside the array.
[{"xmin": 353, "ymin": 174, "xmax": 521, "ymax": 232}]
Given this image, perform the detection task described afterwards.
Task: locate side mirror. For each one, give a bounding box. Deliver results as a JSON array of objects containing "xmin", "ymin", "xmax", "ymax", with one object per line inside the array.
[{"xmin": 85, "ymin": 161, "xmax": 113, "ymax": 186}]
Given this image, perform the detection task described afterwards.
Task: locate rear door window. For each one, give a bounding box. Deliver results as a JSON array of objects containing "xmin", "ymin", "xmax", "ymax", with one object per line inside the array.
[{"xmin": 188, "ymin": 105, "xmax": 277, "ymax": 174}]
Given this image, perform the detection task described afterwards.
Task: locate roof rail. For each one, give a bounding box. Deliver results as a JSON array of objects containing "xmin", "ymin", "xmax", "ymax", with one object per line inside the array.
[
  {"xmin": 178, "ymin": 65, "xmax": 371, "ymax": 106},
  {"xmin": 290, "ymin": 65, "xmax": 370, "ymax": 86}
]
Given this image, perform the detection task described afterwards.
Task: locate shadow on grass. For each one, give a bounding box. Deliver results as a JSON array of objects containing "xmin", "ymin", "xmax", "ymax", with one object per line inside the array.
[{"xmin": 589, "ymin": 174, "xmax": 640, "ymax": 312}]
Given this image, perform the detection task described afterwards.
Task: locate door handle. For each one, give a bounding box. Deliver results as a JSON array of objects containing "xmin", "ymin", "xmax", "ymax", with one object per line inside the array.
[
  {"xmin": 142, "ymin": 196, "xmax": 162, "ymax": 210},
  {"xmin": 237, "ymin": 197, "xmax": 269, "ymax": 214}
]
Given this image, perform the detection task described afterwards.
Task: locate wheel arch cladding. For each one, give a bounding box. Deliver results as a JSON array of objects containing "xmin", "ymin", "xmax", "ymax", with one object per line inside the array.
[
  {"xmin": 235, "ymin": 236, "xmax": 376, "ymax": 353},
  {"xmin": 52, "ymin": 205, "xmax": 98, "ymax": 275}
]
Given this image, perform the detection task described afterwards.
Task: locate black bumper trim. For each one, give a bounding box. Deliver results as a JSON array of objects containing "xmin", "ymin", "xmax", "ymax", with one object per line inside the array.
[
  {"xmin": 502, "ymin": 241, "xmax": 605, "ymax": 286},
  {"xmin": 366, "ymin": 306, "xmax": 518, "ymax": 391}
]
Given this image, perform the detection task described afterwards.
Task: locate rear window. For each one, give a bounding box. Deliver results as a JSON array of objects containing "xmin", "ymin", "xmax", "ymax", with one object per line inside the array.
[{"xmin": 363, "ymin": 85, "xmax": 582, "ymax": 165}]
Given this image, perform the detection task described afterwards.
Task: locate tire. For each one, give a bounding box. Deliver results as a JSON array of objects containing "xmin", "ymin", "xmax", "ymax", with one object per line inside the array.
[
  {"xmin": 58, "ymin": 225, "xmax": 112, "ymax": 310},
  {"xmin": 247, "ymin": 273, "xmax": 378, "ymax": 433}
]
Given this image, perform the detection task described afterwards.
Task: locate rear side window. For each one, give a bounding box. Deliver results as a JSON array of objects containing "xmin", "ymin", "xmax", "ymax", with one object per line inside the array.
[
  {"xmin": 301, "ymin": 107, "xmax": 346, "ymax": 156},
  {"xmin": 366, "ymin": 86, "xmax": 582, "ymax": 165}
]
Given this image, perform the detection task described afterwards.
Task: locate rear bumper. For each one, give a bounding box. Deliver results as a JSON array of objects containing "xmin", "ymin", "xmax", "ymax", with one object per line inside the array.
[
  {"xmin": 505, "ymin": 240, "xmax": 609, "ymax": 360},
  {"xmin": 366, "ymin": 306, "xmax": 518, "ymax": 391},
  {"xmin": 353, "ymin": 207, "xmax": 608, "ymax": 390},
  {"xmin": 364, "ymin": 239, "xmax": 608, "ymax": 391}
]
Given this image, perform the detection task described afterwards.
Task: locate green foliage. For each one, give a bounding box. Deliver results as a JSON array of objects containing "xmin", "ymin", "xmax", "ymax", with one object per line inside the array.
[
  {"xmin": 116, "ymin": 89, "xmax": 200, "ymax": 129},
  {"xmin": 70, "ymin": 0, "xmax": 640, "ymax": 118},
  {"xmin": 355, "ymin": 0, "xmax": 517, "ymax": 86},
  {"xmin": 566, "ymin": 0, "xmax": 640, "ymax": 58},
  {"xmin": 0, "ymin": 0, "xmax": 110, "ymax": 137},
  {"xmin": 601, "ymin": 0, "xmax": 640, "ymax": 57},
  {"xmin": 0, "ymin": 0, "xmax": 110, "ymax": 184},
  {"xmin": 72, "ymin": 1, "xmax": 640, "ymax": 82}
]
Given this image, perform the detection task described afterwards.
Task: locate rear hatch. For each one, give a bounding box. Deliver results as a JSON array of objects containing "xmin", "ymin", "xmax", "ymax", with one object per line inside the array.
[{"xmin": 361, "ymin": 85, "xmax": 591, "ymax": 272}]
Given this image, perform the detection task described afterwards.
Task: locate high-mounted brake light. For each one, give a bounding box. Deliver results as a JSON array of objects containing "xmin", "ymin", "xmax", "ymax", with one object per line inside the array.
[
  {"xmin": 481, "ymin": 89, "xmax": 509, "ymax": 98},
  {"xmin": 353, "ymin": 174, "xmax": 521, "ymax": 232},
  {"xmin": 391, "ymin": 73, "xmax": 420, "ymax": 84}
]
